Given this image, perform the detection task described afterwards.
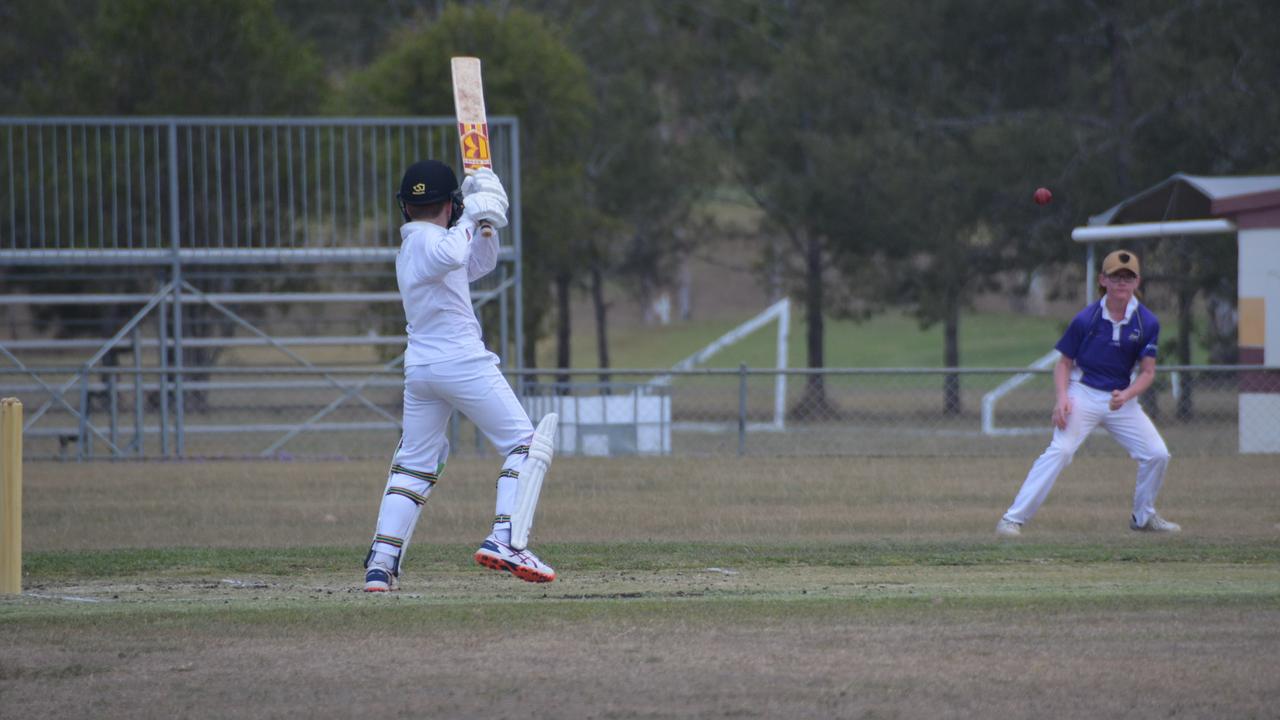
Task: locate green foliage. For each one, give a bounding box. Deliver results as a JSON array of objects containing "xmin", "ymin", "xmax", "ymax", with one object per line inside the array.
[
  {"xmin": 339, "ymin": 5, "xmax": 594, "ymax": 366},
  {"xmin": 1047, "ymin": 1, "xmax": 1280, "ymax": 366},
  {"xmin": 6, "ymin": 0, "xmax": 1279, "ymax": 369},
  {"xmin": 551, "ymin": 2, "xmax": 718, "ymax": 366},
  {"xmin": 65, "ymin": 0, "xmax": 324, "ymax": 114},
  {"xmin": 655, "ymin": 0, "xmax": 1279, "ymax": 373},
  {"xmin": 0, "ymin": 0, "xmax": 96, "ymax": 112}
]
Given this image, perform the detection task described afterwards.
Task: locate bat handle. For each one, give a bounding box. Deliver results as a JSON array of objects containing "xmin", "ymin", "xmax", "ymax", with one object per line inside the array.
[{"xmin": 464, "ymin": 169, "xmax": 497, "ymax": 239}]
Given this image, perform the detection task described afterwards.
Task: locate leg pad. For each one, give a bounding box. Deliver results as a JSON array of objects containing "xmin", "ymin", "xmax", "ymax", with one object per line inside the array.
[{"xmin": 510, "ymin": 413, "xmax": 557, "ymax": 550}]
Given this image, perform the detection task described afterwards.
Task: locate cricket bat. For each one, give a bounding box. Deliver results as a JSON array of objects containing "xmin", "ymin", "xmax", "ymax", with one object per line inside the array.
[{"xmin": 451, "ymin": 56, "xmax": 496, "ymax": 238}]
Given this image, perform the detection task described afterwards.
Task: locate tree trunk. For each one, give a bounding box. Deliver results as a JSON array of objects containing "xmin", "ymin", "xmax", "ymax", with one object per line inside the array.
[
  {"xmin": 639, "ymin": 274, "xmax": 655, "ymax": 326},
  {"xmin": 1106, "ymin": 19, "xmax": 1134, "ymax": 195},
  {"xmin": 943, "ymin": 294, "xmax": 962, "ymax": 416},
  {"xmin": 554, "ymin": 272, "xmax": 571, "ymax": 393},
  {"xmin": 590, "ymin": 263, "xmax": 611, "ymax": 389},
  {"xmin": 768, "ymin": 235, "xmax": 784, "ymax": 303},
  {"xmin": 805, "ymin": 229, "xmax": 824, "ymax": 402},
  {"xmin": 521, "ymin": 305, "xmax": 539, "ymax": 395},
  {"xmin": 792, "ymin": 229, "xmax": 837, "ymax": 420},
  {"xmin": 677, "ymin": 261, "xmax": 692, "ymax": 321}
]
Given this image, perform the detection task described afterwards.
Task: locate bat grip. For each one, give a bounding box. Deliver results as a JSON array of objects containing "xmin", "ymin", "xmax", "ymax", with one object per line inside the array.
[{"xmin": 479, "ymin": 222, "xmax": 496, "ymax": 239}]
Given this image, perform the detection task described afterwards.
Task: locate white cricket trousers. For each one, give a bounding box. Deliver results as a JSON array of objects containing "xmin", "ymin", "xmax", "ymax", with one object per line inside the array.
[
  {"xmin": 370, "ymin": 356, "xmax": 534, "ymax": 561},
  {"xmin": 396, "ymin": 356, "xmax": 534, "ymax": 471},
  {"xmin": 1003, "ymin": 382, "xmax": 1171, "ymax": 527}
]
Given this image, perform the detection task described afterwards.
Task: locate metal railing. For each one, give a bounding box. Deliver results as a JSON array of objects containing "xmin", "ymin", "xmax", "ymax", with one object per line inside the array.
[
  {"xmin": 0, "ymin": 365, "xmax": 1273, "ymax": 460},
  {"xmin": 1, "ymin": 116, "xmax": 521, "ymax": 263}
]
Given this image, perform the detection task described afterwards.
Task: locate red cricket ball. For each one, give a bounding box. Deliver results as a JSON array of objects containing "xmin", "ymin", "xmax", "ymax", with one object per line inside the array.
[{"xmin": 1033, "ymin": 187, "xmax": 1053, "ymax": 205}]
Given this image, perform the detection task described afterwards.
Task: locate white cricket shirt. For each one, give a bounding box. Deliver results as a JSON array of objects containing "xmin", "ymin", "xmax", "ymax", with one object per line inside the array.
[{"xmin": 396, "ymin": 217, "xmax": 499, "ymax": 367}]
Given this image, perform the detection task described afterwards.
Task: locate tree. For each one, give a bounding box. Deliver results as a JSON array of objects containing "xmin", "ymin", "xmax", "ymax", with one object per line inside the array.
[
  {"xmin": 532, "ymin": 1, "xmax": 711, "ymax": 379},
  {"xmin": 66, "ymin": 0, "xmax": 322, "ymax": 115},
  {"xmin": 0, "ymin": 0, "xmax": 96, "ymax": 113},
  {"xmin": 3, "ymin": 0, "xmax": 328, "ymax": 411},
  {"xmin": 341, "ymin": 5, "xmax": 595, "ymax": 371},
  {"xmin": 1132, "ymin": 1, "xmax": 1280, "ymax": 414},
  {"xmin": 846, "ymin": 0, "xmax": 1084, "ymax": 414},
  {"xmin": 669, "ymin": 0, "xmax": 890, "ymax": 419},
  {"xmin": 1054, "ymin": 1, "xmax": 1280, "ymax": 415}
]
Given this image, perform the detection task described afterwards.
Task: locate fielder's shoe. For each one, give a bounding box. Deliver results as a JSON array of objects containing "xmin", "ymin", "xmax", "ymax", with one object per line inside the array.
[
  {"xmin": 995, "ymin": 518, "xmax": 1023, "ymax": 537},
  {"xmin": 1130, "ymin": 513, "xmax": 1181, "ymax": 533},
  {"xmin": 363, "ymin": 566, "xmax": 397, "ymax": 592},
  {"xmin": 474, "ymin": 536, "xmax": 556, "ymax": 583}
]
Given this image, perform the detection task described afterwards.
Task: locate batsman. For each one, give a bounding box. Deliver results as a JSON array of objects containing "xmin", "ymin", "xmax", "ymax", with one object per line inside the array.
[{"xmin": 363, "ymin": 159, "xmax": 557, "ymax": 591}]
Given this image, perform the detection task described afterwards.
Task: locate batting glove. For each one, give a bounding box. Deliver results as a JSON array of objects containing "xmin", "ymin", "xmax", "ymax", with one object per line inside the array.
[
  {"xmin": 460, "ymin": 168, "xmax": 507, "ymax": 203},
  {"xmin": 463, "ymin": 191, "xmax": 509, "ymax": 229}
]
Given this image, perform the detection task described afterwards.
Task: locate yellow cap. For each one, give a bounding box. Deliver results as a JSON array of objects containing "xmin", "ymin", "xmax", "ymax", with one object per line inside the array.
[{"xmin": 1101, "ymin": 250, "xmax": 1140, "ymax": 276}]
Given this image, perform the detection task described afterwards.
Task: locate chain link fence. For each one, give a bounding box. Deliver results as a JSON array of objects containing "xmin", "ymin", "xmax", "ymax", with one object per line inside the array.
[{"xmin": 1, "ymin": 365, "xmax": 1275, "ymax": 461}]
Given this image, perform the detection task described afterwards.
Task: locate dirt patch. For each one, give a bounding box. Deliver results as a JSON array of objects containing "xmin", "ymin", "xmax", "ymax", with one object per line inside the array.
[{"xmin": 3, "ymin": 594, "xmax": 1278, "ymax": 719}]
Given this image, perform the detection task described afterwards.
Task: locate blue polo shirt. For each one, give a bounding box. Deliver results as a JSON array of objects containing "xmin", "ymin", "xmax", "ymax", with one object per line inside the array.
[{"xmin": 1055, "ymin": 298, "xmax": 1160, "ymax": 392}]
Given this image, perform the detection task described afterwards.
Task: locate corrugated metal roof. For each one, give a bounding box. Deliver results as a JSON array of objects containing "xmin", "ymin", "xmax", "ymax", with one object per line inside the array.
[{"xmin": 1090, "ymin": 173, "xmax": 1280, "ymax": 226}]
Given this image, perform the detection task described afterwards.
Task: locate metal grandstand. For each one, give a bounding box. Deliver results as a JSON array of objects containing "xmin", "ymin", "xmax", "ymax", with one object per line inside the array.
[{"xmin": 0, "ymin": 116, "xmax": 523, "ymax": 458}]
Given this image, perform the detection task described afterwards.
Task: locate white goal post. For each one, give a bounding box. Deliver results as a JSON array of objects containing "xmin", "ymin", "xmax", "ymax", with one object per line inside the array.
[
  {"xmin": 981, "ymin": 350, "xmax": 1060, "ymax": 436},
  {"xmin": 651, "ymin": 298, "xmax": 790, "ymax": 431}
]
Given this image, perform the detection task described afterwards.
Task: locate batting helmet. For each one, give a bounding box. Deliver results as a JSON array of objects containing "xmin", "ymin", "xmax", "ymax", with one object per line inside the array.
[{"xmin": 397, "ymin": 160, "xmax": 458, "ymax": 206}]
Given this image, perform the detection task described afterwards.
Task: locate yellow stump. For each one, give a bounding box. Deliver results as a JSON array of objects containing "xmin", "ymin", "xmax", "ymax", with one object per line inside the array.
[{"xmin": 1, "ymin": 398, "xmax": 22, "ymax": 595}]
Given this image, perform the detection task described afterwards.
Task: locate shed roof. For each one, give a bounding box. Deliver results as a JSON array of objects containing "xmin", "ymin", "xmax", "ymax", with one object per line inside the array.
[{"xmin": 1090, "ymin": 173, "xmax": 1280, "ymax": 226}]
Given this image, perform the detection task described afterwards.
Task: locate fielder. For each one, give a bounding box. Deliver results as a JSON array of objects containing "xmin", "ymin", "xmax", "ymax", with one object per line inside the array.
[
  {"xmin": 996, "ymin": 249, "xmax": 1180, "ymax": 537},
  {"xmin": 363, "ymin": 160, "xmax": 556, "ymax": 591}
]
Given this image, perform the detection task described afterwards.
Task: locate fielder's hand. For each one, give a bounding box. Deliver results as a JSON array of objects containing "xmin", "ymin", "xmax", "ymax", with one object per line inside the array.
[
  {"xmin": 460, "ymin": 168, "xmax": 507, "ymax": 204},
  {"xmin": 1109, "ymin": 390, "xmax": 1128, "ymax": 411},
  {"xmin": 1052, "ymin": 397, "xmax": 1072, "ymax": 430},
  {"xmin": 463, "ymin": 191, "xmax": 509, "ymax": 229}
]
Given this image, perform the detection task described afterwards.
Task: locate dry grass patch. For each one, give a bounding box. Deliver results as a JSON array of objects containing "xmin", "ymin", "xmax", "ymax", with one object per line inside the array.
[{"xmin": 21, "ymin": 454, "xmax": 1280, "ymax": 551}]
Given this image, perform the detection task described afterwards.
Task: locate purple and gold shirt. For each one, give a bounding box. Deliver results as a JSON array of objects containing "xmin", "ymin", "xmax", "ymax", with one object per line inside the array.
[{"xmin": 1054, "ymin": 297, "xmax": 1160, "ymax": 392}]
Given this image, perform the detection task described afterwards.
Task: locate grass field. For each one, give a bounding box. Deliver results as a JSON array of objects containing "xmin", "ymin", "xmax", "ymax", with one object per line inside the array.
[
  {"xmin": 3, "ymin": 455, "xmax": 1278, "ymax": 717},
  {"xmin": 539, "ymin": 308, "xmax": 1215, "ymax": 371},
  {"xmin": 540, "ymin": 309, "xmax": 1073, "ymax": 370}
]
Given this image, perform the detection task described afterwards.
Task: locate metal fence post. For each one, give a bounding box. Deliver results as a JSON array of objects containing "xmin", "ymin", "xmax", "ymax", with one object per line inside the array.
[
  {"xmin": 168, "ymin": 121, "xmax": 185, "ymax": 457},
  {"xmin": 157, "ymin": 288, "xmax": 169, "ymax": 459},
  {"xmin": 131, "ymin": 327, "xmax": 143, "ymax": 456},
  {"xmin": 108, "ymin": 370, "xmax": 119, "ymax": 458},
  {"xmin": 738, "ymin": 363, "xmax": 748, "ymax": 457},
  {"xmin": 498, "ymin": 264, "xmax": 509, "ymax": 366},
  {"xmin": 77, "ymin": 369, "xmax": 89, "ymax": 461}
]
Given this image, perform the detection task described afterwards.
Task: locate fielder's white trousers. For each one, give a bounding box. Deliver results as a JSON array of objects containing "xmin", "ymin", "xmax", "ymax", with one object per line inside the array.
[{"xmin": 1003, "ymin": 382, "xmax": 1171, "ymax": 527}]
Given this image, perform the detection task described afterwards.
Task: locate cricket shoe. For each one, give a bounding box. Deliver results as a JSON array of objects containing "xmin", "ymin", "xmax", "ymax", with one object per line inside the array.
[
  {"xmin": 474, "ymin": 536, "xmax": 556, "ymax": 583},
  {"xmin": 1130, "ymin": 513, "xmax": 1181, "ymax": 533},
  {"xmin": 363, "ymin": 566, "xmax": 397, "ymax": 592},
  {"xmin": 995, "ymin": 518, "xmax": 1023, "ymax": 537}
]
